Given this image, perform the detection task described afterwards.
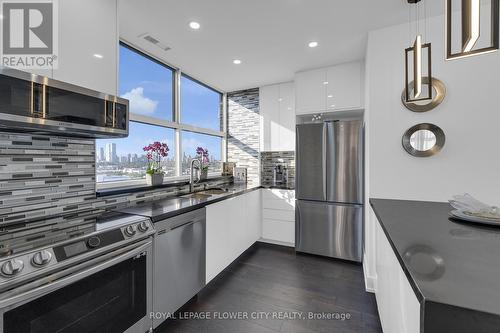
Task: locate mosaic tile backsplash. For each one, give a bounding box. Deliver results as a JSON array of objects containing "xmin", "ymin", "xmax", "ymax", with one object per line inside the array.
[
  {"xmin": 0, "ymin": 131, "xmax": 232, "ymax": 236},
  {"xmin": 260, "ymin": 151, "xmax": 295, "ymax": 187},
  {"xmin": 227, "ymin": 88, "xmax": 260, "ymax": 186},
  {"xmin": 0, "ymin": 132, "xmax": 96, "ymax": 227}
]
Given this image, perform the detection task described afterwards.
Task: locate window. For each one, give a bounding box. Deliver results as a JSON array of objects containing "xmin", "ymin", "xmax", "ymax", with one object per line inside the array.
[
  {"xmin": 181, "ymin": 74, "xmax": 222, "ymax": 131},
  {"xmin": 96, "ymin": 122, "xmax": 175, "ymax": 183},
  {"xmin": 97, "ymin": 43, "xmax": 225, "ymax": 186},
  {"xmin": 119, "ymin": 44, "xmax": 174, "ymax": 121},
  {"xmin": 181, "ymin": 131, "xmax": 222, "ymax": 175}
]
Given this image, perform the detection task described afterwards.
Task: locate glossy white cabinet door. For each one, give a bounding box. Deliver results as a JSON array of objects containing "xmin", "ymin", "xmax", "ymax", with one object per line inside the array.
[
  {"xmin": 375, "ymin": 214, "xmax": 420, "ymax": 333},
  {"xmin": 206, "ymin": 196, "xmax": 242, "ymax": 283},
  {"xmin": 259, "ymin": 85, "xmax": 281, "ymax": 151},
  {"xmin": 206, "ymin": 191, "xmax": 262, "ymax": 283},
  {"xmin": 261, "ymin": 189, "xmax": 295, "ymax": 246},
  {"xmin": 295, "ymin": 61, "xmax": 364, "ymax": 115},
  {"xmin": 260, "ymin": 82, "xmax": 296, "ymax": 151},
  {"xmin": 326, "ymin": 62, "xmax": 363, "ymax": 111},
  {"xmin": 295, "ymin": 68, "xmax": 327, "ymax": 115},
  {"xmin": 279, "ymin": 82, "xmax": 296, "ymax": 151},
  {"xmin": 57, "ymin": 0, "xmax": 118, "ymax": 95},
  {"xmin": 244, "ymin": 189, "xmax": 262, "ymax": 249},
  {"xmin": 26, "ymin": 0, "xmax": 118, "ymax": 95}
]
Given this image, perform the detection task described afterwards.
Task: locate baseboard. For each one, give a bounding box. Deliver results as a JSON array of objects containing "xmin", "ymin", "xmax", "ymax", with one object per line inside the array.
[
  {"xmin": 258, "ymin": 238, "xmax": 295, "ymax": 248},
  {"xmin": 363, "ymin": 259, "xmax": 377, "ymax": 293}
]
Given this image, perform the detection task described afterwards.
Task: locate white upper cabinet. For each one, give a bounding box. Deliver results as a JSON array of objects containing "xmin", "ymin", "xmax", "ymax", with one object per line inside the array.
[
  {"xmin": 278, "ymin": 82, "xmax": 295, "ymax": 151},
  {"xmin": 57, "ymin": 0, "xmax": 118, "ymax": 95},
  {"xmin": 20, "ymin": 0, "xmax": 118, "ymax": 95},
  {"xmin": 295, "ymin": 61, "xmax": 364, "ymax": 115},
  {"xmin": 259, "ymin": 82, "xmax": 296, "ymax": 152},
  {"xmin": 326, "ymin": 62, "xmax": 363, "ymax": 111},
  {"xmin": 295, "ymin": 68, "xmax": 327, "ymax": 114}
]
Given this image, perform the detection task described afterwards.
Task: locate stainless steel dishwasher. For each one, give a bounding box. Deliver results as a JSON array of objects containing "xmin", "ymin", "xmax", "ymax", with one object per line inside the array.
[{"xmin": 153, "ymin": 208, "xmax": 206, "ymax": 329}]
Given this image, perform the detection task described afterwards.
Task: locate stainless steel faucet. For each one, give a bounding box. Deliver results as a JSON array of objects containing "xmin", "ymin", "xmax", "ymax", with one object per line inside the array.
[{"xmin": 189, "ymin": 158, "xmax": 201, "ymax": 192}]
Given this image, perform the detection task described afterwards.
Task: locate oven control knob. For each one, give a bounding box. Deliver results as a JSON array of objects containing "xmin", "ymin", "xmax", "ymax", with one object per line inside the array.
[
  {"xmin": 87, "ymin": 236, "xmax": 101, "ymax": 248},
  {"xmin": 137, "ymin": 221, "xmax": 149, "ymax": 233},
  {"xmin": 124, "ymin": 225, "xmax": 137, "ymax": 237},
  {"xmin": 1, "ymin": 259, "xmax": 24, "ymax": 277},
  {"xmin": 32, "ymin": 250, "xmax": 52, "ymax": 267}
]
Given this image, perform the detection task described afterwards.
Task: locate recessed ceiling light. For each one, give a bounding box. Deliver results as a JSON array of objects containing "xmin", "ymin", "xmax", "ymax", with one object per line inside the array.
[
  {"xmin": 233, "ymin": 59, "xmax": 242, "ymax": 65},
  {"xmin": 308, "ymin": 41, "xmax": 319, "ymax": 48},
  {"xmin": 189, "ymin": 21, "xmax": 201, "ymax": 30},
  {"xmin": 323, "ymin": 81, "xmax": 329, "ymax": 85},
  {"xmin": 327, "ymin": 95, "xmax": 333, "ymax": 98},
  {"xmin": 93, "ymin": 54, "xmax": 103, "ymax": 59}
]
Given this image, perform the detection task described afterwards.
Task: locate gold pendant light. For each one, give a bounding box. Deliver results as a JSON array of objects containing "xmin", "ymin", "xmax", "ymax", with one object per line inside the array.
[
  {"xmin": 404, "ymin": 0, "xmax": 432, "ymax": 103},
  {"xmin": 446, "ymin": 0, "xmax": 499, "ymax": 60}
]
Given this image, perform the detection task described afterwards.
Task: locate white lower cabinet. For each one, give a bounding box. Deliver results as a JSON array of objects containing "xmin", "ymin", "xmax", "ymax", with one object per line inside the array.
[
  {"xmin": 375, "ymin": 215, "xmax": 421, "ymax": 333},
  {"xmin": 261, "ymin": 189, "xmax": 295, "ymax": 246},
  {"xmin": 206, "ymin": 190, "xmax": 262, "ymax": 283}
]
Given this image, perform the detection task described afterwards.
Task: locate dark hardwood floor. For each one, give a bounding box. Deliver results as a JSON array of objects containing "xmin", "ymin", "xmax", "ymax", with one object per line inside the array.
[{"xmin": 156, "ymin": 242, "xmax": 382, "ymax": 333}]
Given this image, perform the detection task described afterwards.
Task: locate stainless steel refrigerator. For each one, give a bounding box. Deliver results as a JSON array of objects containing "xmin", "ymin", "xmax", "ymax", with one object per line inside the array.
[{"xmin": 295, "ymin": 118, "xmax": 364, "ymax": 262}]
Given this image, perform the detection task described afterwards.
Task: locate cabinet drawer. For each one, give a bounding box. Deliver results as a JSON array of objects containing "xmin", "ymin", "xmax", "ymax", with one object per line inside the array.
[
  {"xmin": 262, "ymin": 189, "xmax": 295, "ymax": 201},
  {"xmin": 263, "ymin": 198, "xmax": 295, "ymax": 211},
  {"xmin": 262, "ymin": 219, "xmax": 295, "ymax": 244},
  {"xmin": 263, "ymin": 209, "xmax": 295, "ymax": 222}
]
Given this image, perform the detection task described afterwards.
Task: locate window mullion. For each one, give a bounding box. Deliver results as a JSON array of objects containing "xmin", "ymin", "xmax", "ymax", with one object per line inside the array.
[
  {"xmin": 221, "ymin": 93, "xmax": 227, "ymax": 162},
  {"xmin": 174, "ymin": 69, "xmax": 181, "ymax": 177}
]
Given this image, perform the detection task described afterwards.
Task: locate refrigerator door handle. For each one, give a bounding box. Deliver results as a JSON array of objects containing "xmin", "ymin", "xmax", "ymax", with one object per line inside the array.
[
  {"xmin": 295, "ymin": 202, "xmax": 301, "ymax": 247},
  {"xmin": 322, "ymin": 123, "xmax": 327, "ymax": 200}
]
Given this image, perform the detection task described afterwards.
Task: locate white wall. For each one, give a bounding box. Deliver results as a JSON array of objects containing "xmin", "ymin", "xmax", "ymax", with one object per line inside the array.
[
  {"xmin": 367, "ymin": 15, "xmax": 500, "ymax": 203},
  {"xmin": 364, "ymin": 12, "xmax": 500, "ymax": 291}
]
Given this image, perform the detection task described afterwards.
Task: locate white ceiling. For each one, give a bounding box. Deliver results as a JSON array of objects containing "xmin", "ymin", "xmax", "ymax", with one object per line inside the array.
[{"xmin": 119, "ymin": 0, "xmax": 443, "ymax": 92}]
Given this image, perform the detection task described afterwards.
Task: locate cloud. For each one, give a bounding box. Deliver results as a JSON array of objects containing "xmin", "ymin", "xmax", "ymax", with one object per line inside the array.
[{"xmin": 121, "ymin": 87, "xmax": 158, "ymax": 115}]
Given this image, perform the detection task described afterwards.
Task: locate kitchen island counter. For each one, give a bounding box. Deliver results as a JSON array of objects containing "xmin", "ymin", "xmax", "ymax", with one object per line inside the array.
[{"xmin": 371, "ymin": 198, "xmax": 500, "ymax": 333}]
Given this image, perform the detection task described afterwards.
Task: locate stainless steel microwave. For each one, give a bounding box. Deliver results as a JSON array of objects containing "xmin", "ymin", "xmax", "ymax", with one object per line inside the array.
[{"xmin": 0, "ymin": 67, "xmax": 129, "ymax": 138}]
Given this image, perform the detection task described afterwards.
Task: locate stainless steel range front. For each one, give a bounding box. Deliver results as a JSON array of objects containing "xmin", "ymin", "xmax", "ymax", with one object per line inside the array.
[{"xmin": 0, "ymin": 210, "xmax": 154, "ymax": 333}]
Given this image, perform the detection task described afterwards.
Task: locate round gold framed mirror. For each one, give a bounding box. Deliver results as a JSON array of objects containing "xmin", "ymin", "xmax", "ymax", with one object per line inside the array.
[
  {"xmin": 402, "ymin": 123, "xmax": 445, "ymax": 157},
  {"xmin": 402, "ymin": 77, "xmax": 446, "ymax": 112}
]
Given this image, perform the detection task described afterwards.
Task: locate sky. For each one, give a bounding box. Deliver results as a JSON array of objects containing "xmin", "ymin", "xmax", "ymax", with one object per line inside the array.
[{"xmin": 96, "ymin": 45, "xmax": 222, "ymax": 160}]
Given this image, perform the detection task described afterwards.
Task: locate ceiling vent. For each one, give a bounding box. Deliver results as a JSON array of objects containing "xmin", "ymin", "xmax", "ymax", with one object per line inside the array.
[{"xmin": 138, "ymin": 33, "xmax": 171, "ymax": 52}]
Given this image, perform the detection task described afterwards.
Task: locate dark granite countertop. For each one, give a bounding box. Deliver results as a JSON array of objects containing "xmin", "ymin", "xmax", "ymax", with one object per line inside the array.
[
  {"xmin": 260, "ymin": 183, "xmax": 295, "ymax": 190},
  {"xmin": 370, "ymin": 198, "xmax": 500, "ymax": 332},
  {"xmin": 114, "ymin": 183, "xmax": 261, "ymax": 222},
  {"xmin": 96, "ymin": 176, "xmax": 233, "ymax": 197}
]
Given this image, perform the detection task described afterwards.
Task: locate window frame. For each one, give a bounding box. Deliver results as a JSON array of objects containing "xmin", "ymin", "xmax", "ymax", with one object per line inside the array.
[
  {"xmin": 179, "ymin": 72, "xmax": 223, "ymax": 129},
  {"xmin": 96, "ymin": 41, "xmax": 227, "ymax": 189}
]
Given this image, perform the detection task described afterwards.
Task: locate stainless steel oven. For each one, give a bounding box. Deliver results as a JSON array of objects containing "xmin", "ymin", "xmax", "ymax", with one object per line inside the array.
[{"xmin": 0, "ymin": 238, "xmax": 153, "ymax": 333}]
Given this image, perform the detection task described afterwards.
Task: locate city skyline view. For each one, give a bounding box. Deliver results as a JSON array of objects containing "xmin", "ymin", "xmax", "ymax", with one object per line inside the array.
[{"xmin": 96, "ymin": 45, "xmax": 224, "ymax": 183}]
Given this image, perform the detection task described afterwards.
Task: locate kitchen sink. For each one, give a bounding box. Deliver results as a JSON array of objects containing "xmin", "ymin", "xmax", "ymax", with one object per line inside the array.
[
  {"xmin": 200, "ymin": 188, "xmax": 228, "ymax": 195},
  {"xmin": 180, "ymin": 193, "xmax": 213, "ymax": 200}
]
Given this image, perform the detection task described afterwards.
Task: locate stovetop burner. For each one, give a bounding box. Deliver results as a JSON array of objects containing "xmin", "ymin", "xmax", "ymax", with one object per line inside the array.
[{"xmin": 0, "ymin": 209, "xmax": 151, "ymax": 258}]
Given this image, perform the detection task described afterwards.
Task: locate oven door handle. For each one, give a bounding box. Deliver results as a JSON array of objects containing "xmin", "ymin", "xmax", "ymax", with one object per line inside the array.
[{"xmin": 0, "ymin": 239, "xmax": 152, "ymax": 309}]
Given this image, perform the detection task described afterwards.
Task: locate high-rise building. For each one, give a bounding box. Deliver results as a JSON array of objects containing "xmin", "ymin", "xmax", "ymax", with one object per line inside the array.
[
  {"xmin": 105, "ymin": 143, "xmax": 117, "ymax": 163},
  {"xmin": 98, "ymin": 147, "xmax": 105, "ymax": 162}
]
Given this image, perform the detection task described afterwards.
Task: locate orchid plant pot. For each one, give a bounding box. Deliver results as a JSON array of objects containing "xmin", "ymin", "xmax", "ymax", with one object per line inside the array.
[
  {"xmin": 146, "ymin": 173, "xmax": 163, "ymax": 186},
  {"xmin": 143, "ymin": 141, "xmax": 169, "ymax": 187},
  {"xmin": 196, "ymin": 147, "xmax": 210, "ymax": 181}
]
